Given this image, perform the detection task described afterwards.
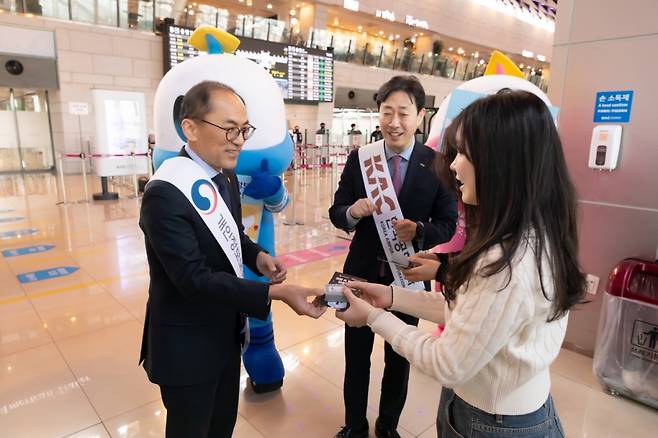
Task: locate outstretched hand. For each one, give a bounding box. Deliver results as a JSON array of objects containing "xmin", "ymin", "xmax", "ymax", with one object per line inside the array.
[
  {"xmin": 400, "ymin": 253, "xmax": 440, "ymax": 282},
  {"xmin": 270, "ymin": 284, "xmax": 327, "ymax": 319},
  {"xmin": 334, "ymin": 287, "xmax": 375, "ymax": 328},
  {"xmin": 345, "ymin": 281, "xmax": 392, "ymax": 309}
]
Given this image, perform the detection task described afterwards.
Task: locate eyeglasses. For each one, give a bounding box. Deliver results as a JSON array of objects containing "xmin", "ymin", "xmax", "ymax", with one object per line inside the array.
[{"xmin": 199, "ymin": 119, "xmax": 257, "ymax": 142}]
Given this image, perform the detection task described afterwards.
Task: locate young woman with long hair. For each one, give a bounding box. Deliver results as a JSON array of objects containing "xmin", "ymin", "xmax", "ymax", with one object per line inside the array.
[{"xmin": 336, "ymin": 90, "xmax": 587, "ymax": 437}]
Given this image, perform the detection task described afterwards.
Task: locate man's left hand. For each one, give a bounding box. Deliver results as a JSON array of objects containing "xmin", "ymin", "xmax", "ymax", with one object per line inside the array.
[
  {"xmin": 256, "ymin": 252, "xmax": 287, "ymax": 284},
  {"xmin": 392, "ymin": 219, "xmax": 417, "ymax": 242}
]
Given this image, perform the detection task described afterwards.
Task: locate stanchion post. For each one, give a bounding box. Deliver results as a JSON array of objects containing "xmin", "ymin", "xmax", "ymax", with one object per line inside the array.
[
  {"xmin": 303, "ymin": 129, "xmax": 308, "ymax": 169},
  {"xmin": 79, "ymin": 152, "xmax": 90, "ymax": 203},
  {"xmin": 62, "ymin": 199, "xmax": 73, "ymax": 252},
  {"xmin": 283, "ymin": 165, "xmax": 298, "ymax": 226},
  {"xmin": 332, "ymin": 159, "xmax": 337, "ymax": 198},
  {"xmin": 294, "ymin": 169, "xmax": 307, "ymax": 225},
  {"xmin": 321, "ymin": 158, "xmax": 333, "ymax": 220},
  {"xmin": 56, "ymin": 153, "xmax": 68, "ymax": 205},
  {"xmin": 332, "ymin": 159, "xmax": 338, "ymax": 207},
  {"xmin": 147, "ymin": 149, "xmax": 153, "ymax": 179},
  {"xmin": 131, "ymin": 147, "xmax": 139, "ymax": 198}
]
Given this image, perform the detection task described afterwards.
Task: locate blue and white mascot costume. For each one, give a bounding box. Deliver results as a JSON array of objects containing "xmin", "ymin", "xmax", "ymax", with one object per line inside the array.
[{"xmin": 152, "ymin": 26, "xmax": 292, "ymax": 393}]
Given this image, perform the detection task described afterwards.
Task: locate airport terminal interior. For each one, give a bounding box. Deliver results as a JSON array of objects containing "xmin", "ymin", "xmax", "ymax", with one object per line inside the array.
[{"xmin": 1, "ymin": 0, "xmax": 658, "ymax": 437}]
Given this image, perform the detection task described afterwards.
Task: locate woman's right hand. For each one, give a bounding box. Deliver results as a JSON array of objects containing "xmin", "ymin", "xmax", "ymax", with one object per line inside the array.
[
  {"xmin": 345, "ymin": 281, "xmax": 392, "ymax": 309},
  {"xmin": 401, "ymin": 253, "xmax": 441, "ymax": 282}
]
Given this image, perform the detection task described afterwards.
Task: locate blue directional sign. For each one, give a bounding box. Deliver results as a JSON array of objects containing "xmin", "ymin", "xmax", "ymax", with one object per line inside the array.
[
  {"xmin": 0, "ymin": 228, "xmax": 39, "ymax": 240},
  {"xmin": 2, "ymin": 245, "xmax": 55, "ymax": 258},
  {"xmin": 594, "ymin": 90, "xmax": 634, "ymax": 123},
  {"xmin": 17, "ymin": 266, "xmax": 79, "ymax": 283},
  {"xmin": 0, "ymin": 217, "xmax": 24, "ymax": 223}
]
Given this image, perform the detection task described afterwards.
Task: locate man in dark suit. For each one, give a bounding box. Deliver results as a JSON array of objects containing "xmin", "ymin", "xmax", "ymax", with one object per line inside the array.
[
  {"xmin": 329, "ymin": 76, "xmax": 457, "ymax": 438},
  {"xmin": 140, "ymin": 80, "xmax": 325, "ymax": 438},
  {"xmin": 370, "ymin": 125, "xmax": 384, "ymax": 143},
  {"xmin": 292, "ymin": 125, "xmax": 303, "ymax": 144}
]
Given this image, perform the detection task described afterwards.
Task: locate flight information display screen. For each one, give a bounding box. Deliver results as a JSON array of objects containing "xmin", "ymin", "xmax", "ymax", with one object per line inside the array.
[{"xmin": 163, "ymin": 25, "xmax": 333, "ymax": 103}]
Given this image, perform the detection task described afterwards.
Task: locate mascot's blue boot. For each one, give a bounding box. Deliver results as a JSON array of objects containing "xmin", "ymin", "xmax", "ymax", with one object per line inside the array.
[{"xmin": 242, "ymin": 314, "xmax": 285, "ymax": 393}]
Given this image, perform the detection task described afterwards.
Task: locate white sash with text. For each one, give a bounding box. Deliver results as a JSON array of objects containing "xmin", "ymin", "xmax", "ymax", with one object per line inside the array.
[
  {"xmin": 149, "ymin": 157, "xmax": 244, "ymax": 278},
  {"xmin": 358, "ymin": 141, "xmax": 424, "ymax": 290}
]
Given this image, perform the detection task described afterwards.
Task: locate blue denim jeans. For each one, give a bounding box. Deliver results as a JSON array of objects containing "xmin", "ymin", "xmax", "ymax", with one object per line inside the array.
[{"xmin": 436, "ymin": 388, "xmax": 566, "ymax": 438}]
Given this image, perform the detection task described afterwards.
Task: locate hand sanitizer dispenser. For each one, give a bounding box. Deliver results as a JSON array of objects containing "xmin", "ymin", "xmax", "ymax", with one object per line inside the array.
[{"xmin": 588, "ymin": 125, "xmax": 622, "ymax": 171}]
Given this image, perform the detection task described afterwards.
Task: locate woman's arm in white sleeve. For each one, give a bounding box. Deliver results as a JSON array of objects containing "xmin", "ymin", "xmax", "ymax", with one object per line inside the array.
[
  {"xmin": 367, "ymin": 268, "xmax": 531, "ymax": 388},
  {"xmin": 388, "ymin": 285, "xmax": 446, "ymax": 324}
]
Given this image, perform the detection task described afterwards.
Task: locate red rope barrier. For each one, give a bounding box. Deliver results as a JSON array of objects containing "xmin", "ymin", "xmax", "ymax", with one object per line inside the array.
[{"xmin": 63, "ymin": 152, "xmax": 149, "ymax": 158}]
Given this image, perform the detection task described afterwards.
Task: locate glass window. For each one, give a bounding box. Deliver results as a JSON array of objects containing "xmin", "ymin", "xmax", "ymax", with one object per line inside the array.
[
  {"xmin": 267, "ymin": 19, "xmax": 286, "ymax": 42},
  {"xmin": 155, "ymin": 0, "xmax": 174, "ymax": 20},
  {"xmin": 69, "ymin": 0, "xmax": 117, "ymax": 26},
  {"xmin": 34, "ymin": 0, "xmax": 69, "ymax": 19},
  {"xmin": 308, "ymin": 28, "xmax": 333, "ymax": 49},
  {"xmin": 194, "ymin": 5, "xmax": 229, "ymax": 29},
  {"xmin": 119, "ymin": 0, "xmax": 154, "ymax": 30},
  {"xmin": 235, "ymin": 14, "xmax": 255, "ymax": 38},
  {"xmin": 332, "ymin": 34, "xmax": 354, "ymax": 62}
]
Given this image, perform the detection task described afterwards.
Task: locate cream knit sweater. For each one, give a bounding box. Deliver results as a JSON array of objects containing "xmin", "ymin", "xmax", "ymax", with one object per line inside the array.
[{"xmin": 367, "ymin": 244, "xmax": 568, "ymax": 415}]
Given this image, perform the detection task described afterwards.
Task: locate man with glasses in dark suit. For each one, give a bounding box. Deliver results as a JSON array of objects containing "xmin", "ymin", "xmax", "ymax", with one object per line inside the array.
[{"xmin": 140, "ymin": 80, "xmax": 326, "ymax": 438}]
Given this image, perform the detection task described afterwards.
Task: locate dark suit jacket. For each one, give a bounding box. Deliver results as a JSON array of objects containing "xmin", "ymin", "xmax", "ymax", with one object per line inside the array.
[
  {"xmin": 329, "ymin": 142, "xmax": 457, "ymax": 284},
  {"xmin": 139, "ymin": 148, "xmax": 269, "ymax": 386}
]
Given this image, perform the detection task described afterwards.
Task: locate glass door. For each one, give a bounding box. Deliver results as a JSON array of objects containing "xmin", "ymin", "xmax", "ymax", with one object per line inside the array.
[
  {"xmin": 13, "ymin": 89, "xmax": 55, "ymax": 171},
  {"xmin": 0, "ymin": 88, "xmax": 21, "ymax": 172},
  {"xmin": 0, "ymin": 88, "xmax": 55, "ymax": 173}
]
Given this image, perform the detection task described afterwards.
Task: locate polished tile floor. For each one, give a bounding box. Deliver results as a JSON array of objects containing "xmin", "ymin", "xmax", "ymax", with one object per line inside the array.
[{"xmin": 1, "ymin": 171, "xmax": 657, "ymax": 438}]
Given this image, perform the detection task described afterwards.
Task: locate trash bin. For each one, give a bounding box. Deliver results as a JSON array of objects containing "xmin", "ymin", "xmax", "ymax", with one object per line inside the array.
[{"xmin": 593, "ymin": 258, "xmax": 658, "ymax": 409}]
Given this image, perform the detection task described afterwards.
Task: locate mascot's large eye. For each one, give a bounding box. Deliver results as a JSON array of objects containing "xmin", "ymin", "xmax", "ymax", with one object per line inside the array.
[{"xmin": 173, "ymin": 95, "xmax": 187, "ymax": 142}]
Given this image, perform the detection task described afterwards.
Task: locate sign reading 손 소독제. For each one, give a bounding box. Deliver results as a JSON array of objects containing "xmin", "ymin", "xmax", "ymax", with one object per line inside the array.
[{"xmin": 594, "ymin": 90, "xmax": 634, "ymax": 123}]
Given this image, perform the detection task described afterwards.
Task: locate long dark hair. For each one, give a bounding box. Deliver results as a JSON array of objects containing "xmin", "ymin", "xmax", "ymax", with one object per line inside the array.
[
  {"xmin": 435, "ymin": 119, "xmax": 460, "ymax": 196},
  {"xmin": 441, "ymin": 90, "xmax": 586, "ymax": 321}
]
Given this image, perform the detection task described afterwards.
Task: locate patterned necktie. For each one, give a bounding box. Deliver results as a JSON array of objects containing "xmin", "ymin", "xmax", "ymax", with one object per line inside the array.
[
  {"xmin": 391, "ymin": 155, "xmax": 402, "ymax": 195},
  {"xmin": 212, "ymin": 172, "xmax": 233, "ymax": 215},
  {"xmin": 212, "ymin": 172, "xmax": 246, "ymax": 348}
]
